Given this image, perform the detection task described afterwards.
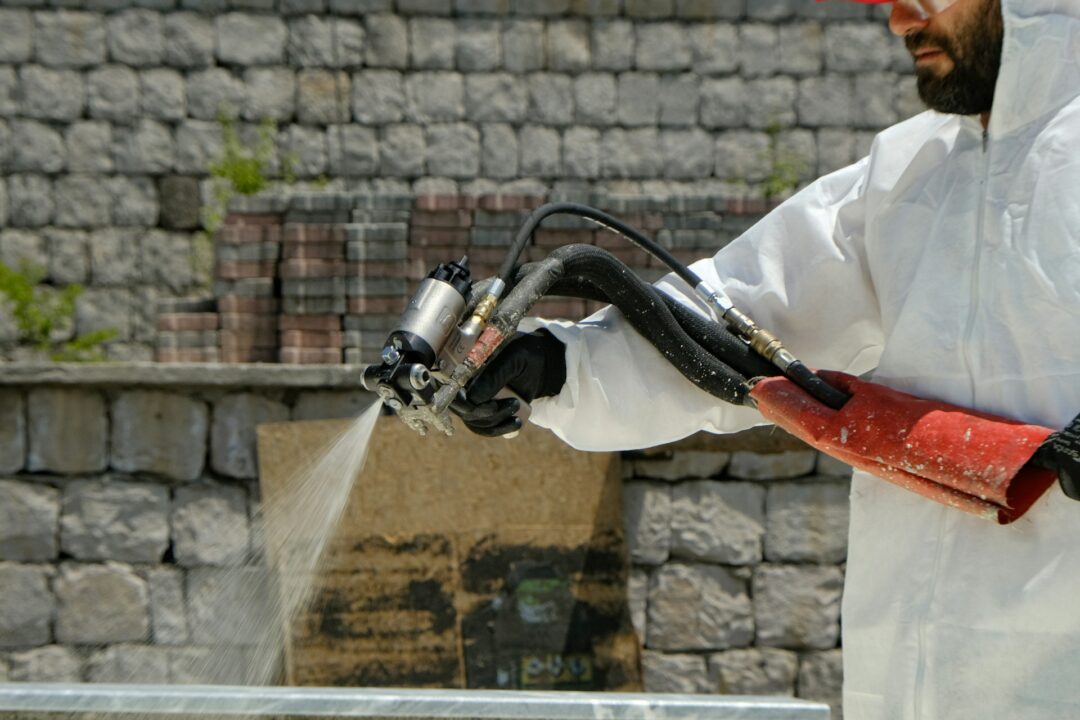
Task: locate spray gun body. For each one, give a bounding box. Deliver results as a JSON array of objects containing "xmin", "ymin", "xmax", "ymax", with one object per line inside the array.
[{"xmin": 361, "ymin": 258, "xmax": 475, "ymax": 436}]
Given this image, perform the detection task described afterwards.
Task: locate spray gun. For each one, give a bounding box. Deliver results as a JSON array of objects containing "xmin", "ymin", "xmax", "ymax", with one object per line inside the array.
[{"xmin": 362, "ymin": 202, "xmax": 850, "ymax": 438}]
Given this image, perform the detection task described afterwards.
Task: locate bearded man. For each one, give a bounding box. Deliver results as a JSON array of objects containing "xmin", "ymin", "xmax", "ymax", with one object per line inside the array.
[{"xmin": 458, "ymin": 1, "xmax": 1080, "ymax": 717}]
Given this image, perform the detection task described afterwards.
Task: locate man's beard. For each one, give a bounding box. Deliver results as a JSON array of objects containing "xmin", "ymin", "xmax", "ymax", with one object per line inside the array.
[{"xmin": 908, "ymin": 0, "xmax": 1004, "ymax": 115}]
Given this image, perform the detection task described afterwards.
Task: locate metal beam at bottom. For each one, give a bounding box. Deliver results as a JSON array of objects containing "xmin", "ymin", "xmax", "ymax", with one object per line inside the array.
[{"xmin": 0, "ymin": 684, "xmax": 828, "ymax": 720}]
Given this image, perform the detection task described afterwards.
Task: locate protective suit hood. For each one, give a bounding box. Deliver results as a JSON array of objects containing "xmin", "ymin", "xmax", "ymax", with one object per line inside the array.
[{"xmin": 992, "ymin": 0, "xmax": 1080, "ymax": 137}]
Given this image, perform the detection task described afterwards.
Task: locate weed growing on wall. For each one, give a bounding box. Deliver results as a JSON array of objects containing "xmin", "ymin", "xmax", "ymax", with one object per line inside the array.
[
  {"xmin": 203, "ymin": 112, "xmax": 297, "ymax": 234},
  {"xmin": 761, "ymin": 123, "xmax": 807, "ymax": 202},
  {"xmin": 0, "ymin": 261, "xmax": 116, "ymax": 362}
]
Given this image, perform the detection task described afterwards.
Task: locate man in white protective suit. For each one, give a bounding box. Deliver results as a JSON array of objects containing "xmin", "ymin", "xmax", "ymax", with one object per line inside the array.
[{"xmin": 453, "ymin": 0, "xmax": 1080, "ymax": 717}]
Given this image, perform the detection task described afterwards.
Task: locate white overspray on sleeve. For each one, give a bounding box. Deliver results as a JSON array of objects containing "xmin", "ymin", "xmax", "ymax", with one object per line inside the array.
[{"xmin": 526, "ymin": 158, "xmax": 883, "ymax": 452}]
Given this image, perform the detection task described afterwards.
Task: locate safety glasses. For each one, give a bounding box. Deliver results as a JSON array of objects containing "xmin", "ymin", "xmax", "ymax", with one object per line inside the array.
[{"xmin": 834, "ymin": 0, "xmax": 960, "ymax": 19}]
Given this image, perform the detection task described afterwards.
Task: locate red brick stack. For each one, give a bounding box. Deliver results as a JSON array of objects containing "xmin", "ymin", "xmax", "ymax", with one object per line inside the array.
[
  {"xmin": 214, "ymin": 211, "xmax": 283, "ymax": 363},
  {"xmin": 155, "ymin": 297, "xmax": 220, "ymax": 362},
  {"xmin": 279, "ymin": 221, "xmax": 346, "ymax": 364}
]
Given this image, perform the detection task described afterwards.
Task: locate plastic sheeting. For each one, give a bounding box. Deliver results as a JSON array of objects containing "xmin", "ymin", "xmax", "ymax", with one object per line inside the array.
[{"xmin": 0, "ymin": 684, "xmax": 829, "ymax": 719}]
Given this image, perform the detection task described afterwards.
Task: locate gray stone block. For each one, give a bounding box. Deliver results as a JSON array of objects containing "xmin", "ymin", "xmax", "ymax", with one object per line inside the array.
[
  {"xmin": 816, "ymin": 452, "xmax": 853, "ymax": 477},
  {"xmin": 625, "ymin": 0, "xmax": 672, "ymax": 18},
  {"xmin": 632, "ymin": 451, "xmax": 731, "ymax": 481},
  {"xmin": 457, "ymin": 0, "xmax": 509, "ymax": 11},
  {"xmin": 738, "ymin": 23, "xmax": 779, "ymax": 77},
  {"xmin": 142, "ymin": 230, "xmax": 194, "ymax": 293},
  {"xmin": 502, "ymin": 19, "xmax": 545, "ymax": 73},
  {"xmin": 60, "ymin": 479, "xmax": 169, "ymax": 563},
  {"xmin": 765, "ymin": 481, "xmax": 849, "ymax": 563},
  {"xmin": 164, "ymin": 12, "xmax": 214, "ymax": 67},
  {"xmin": 727, "ymin": 450, "xmax": 817, "ymax": 480},
  {"xmin": 622, "ymin": 481, "xmax": 671, "ymax": 566},
  {"xmin": 75, "ymin": 287, "xmax": 133, "ymax": 341},
  {"xmin": 779, "ymin": 22, "xmax": 823, "ymax": 76},
  {"xmin": 481, "ymin": 123, "xmax": 518, "ymax": 179},
  {"xmin": 27, "ymin": 389, "xmax": 108, "ymax": 474},
  {"xmin": 601, "ymin": 128, "xmax": 660, "ymax": 179},
  {"xmin": 54, "ymin": 175, "xmax": 113, "ymax": 229},
  {"xmin": 753, "ymin": 564, "xmax": 843, "ymax": 649},
  {"xmin": 642, "ymin": 651, "xmax": 709, "ymax": 693},
  {"xmin": 825, "ymin": 22, "xmax": 891, "ymax": 72},
  {"xmin": 159, "ymin": 176, "xmax": 203, "ymax": 230},
  {"xmin": 187, "ymin": 67, "xmax": 245, "ymax": 120},
  {"xmin": 895, "ymin": 75, "xmax": 924, "ymax": 121},
  {"xmin": 147, "ymin": 566, "xmax": 189, "ymax": 644},
  {"xmin": 243, "ymin": 67, "xmax": 295, "ymax": 122},
  {"xmin": 365, "ymin": 14, "xmax": 408, "ymax": 68},
  {"xmin": 671, "ymin": 480, "xmax": 764, "ymax": 564},
  {"xmin": 715, "ymin": 129, "xmax": 769, "ymax": 183},
  {"xmin": 405, "ymin": 71, "xmax": 464, "ymax": 123},
  {"xmin": 562, "ymin": 126, "xmax": 599, "ymax": 178},
  {"xmin": 89, "ymin": 228, "xmax": 140, "ymax": 285},
  {"xmin": 745, "ymin": 77, "xmax": 797, "ymax": 129},
  {"xmin": 591, "ymin": 19, "xmax": 633, "ymax": 71},
  {"xmin": 528, "ymin": 73, "xmax": 574, "ymax": 125},
  {"xmin": 659, "ymin": 74, "xmax": 699, "ymax": 127},
  {"xmin": 175, "ymin": 120, "xmax": 224, "ymax": 175},
  {"xmin": 662, "ymin": 128, "xmax": 714, "ymax": 179},
  {"xmin": 216, "ymin": 13, "xmax": 286, "ymax": 65},
  {"xmin": 55, "ymin": 562, "xmax": 150, "ymax": 644},
  {"xmin": 65, "ymin": 122, "xmax": 114, "ymax": 174},
  {"xmin": 111, "ymin": 176, "xmax": 161, "ymax": 227},
  {"xmin": 378, "ymin": 123, "xmax": 426, "ymax": 176},
  {"xmin": 688, "ymin": 22, "xmax": 738, "ymax": 74},
  {"xmin": 18, "ymin": 66, "xmax": 84, "ymax": 121},
  {"xmin": 617, "ymin": 72, "xmax": 659, "ymax": 126},
  {"xmin": 6, "ymin": 173, "xmax": 54, "ymax": 225},
  {"xmin": 701, "ymin": 76, "xmax": 747, "ymax": 129},
  {"xmin": 797, "ymin": 75, "xmax": 856, "ymax": 127},
  {"xmin": 0, "ymin": 391, "xmax": 25, "ymax": 475},
  {"xmin": 708, "ymin": 647, "xmax": 798, "ymax": 695},
  {"xmin": 409, "ymin": 17, "xmax": 455, "ymax": 69},
  {"xmin": 797, "ymin": 649, "xmax": 843, "ymax": 717},
  {"xmin": 855, "ymin": 72, "xmax": 899, "ymax": 128},
  {"xmin": 745, "ymin": 0, "xmax": 794, "ymax": 20},
  {"xmin": 35, "ymin": 11, "xmax": 106, "ymax": 67},
  {"xmin": 0, "ymin": 563, "xmax": 54, "ymax": 648},
  {"xmin": 88, "ymin": 644, "xmax": 170, "ymax": 683},
  {"xmin": 283, "ymin": 125, "xmax": 329, "ymax": 178},
  {"xmin": 547, "ymin": 20, "xmax": 589, "ymax": 72},
  {"xmin": 777, "ymin": 128, "xmax": 817, "ymax": 183},
  {"xmin": 519, "ymin": 125, "xmax": 561, "ymax": 177},
  {"xmin": 9, "ymin": 121, "xmax": 64, "ymax": 174},
  {"xmin": 0, "ymin": 228, "xmax": 46, "ymax": 270},
  {"xmin": 7, "ymin": 646, "xmax": 82, "ymax": 682},
  {"xmin": 186, "ymin": 567, "xmax": 274, "ymax": 645},
  {"xmin": 0, "ymin": 10, "xmax": 32, "ymax": 63},
  {"xmin": 465, "ymin": 74, "xmax": 527, "ymax": 123},
  {"xmin": 352, "ymin": 70, "xmax": 406, "ymax": 124},
  {"xmin": 647, "ymin": 562, "xmax": 753, "ymax": 651},
  {"xmin": 86, "ymin": 66, "xmax": 139, "ymax": 124},
  {"xmin": 637, "ymin": 23, "xmax": 691, "ymax": 71},
  {"xmin": 628, "ymin": 566, "xmax": 647, "ymax": 642},
  {"xmin": 173, "ymin": 484, "xmax": 250, "ymax": 567},
  {"xmin": 399, "ymin": 0, "xmax": 451, "ymax": 12},
  {"xmin": 0, "ymin": 481, "xmax": 59, "ymax": 562},
  {"xmin": 111, "ymin": 390, "xmax": 208, "ymax": 481},
  {"xmin": 457, "ymin": 18, "xmax": 501, "ymax": 72},
  {"xmin": 328, "ymin": 124, "xmax": 379, "ymax": 177},
  {"xmin": 211, "ymin": 393, "xmax": 289, "ymax": 480},
  {"xmin": 107, "ymin": 9, "xmax": 164, "ymax": 65},
  {"xmin": 425, "ymin": 123, "xmax": 479, "ymax": 178},
  {"xmin": 47, "ymin": 225, "xmax": 94, "ymax": 278},
  {"xmin": 297, "ymin": 69, "xmax": 350, "ymax": 124},
  {"xmin": 573, "ymin": 73, "xmax": 615, "ymax": 125}
]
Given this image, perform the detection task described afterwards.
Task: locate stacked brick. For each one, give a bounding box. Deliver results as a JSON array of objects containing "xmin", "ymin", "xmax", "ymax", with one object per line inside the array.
[
  {"xmin": 214, "ymin": 210, "xmax": 284, "ymax": 363},
  {"xmin": 155, "ymin": 298, "xmax": 219, "ymax": 363}
]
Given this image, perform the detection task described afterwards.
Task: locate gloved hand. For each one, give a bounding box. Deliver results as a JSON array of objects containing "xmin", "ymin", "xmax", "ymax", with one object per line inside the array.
[
  {"xmin": 1031, "ymin": 412, "xmax": 1080, "ymax": 500},
  {"xmin": 451, "ymin": 329, "xmax": 567, "ymax": 437}
]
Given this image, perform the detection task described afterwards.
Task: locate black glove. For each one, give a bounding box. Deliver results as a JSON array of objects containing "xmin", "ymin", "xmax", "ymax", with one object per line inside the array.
[
  {"xmin": 1031, "ymin": 411, "xmax": 1080, "ymax": 500},
  {"xmin": 450, "ymin": 329, "xmax": 567, "ymax": 437}
]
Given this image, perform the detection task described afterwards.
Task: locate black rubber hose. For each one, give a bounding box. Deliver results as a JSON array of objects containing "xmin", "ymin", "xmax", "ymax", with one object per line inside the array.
[
  {"xmin": 494, "ymin": 245, "xmax": 753, "ymax": 405},
  {"xmin": 538, "ymin": 273, "xmax": 781, "ymax": 381}
]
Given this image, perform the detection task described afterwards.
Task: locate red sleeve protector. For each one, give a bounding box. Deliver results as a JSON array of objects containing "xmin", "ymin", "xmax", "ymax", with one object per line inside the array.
[{"xmin": 749, "ymin": 371, "xmax": 1058, "ymax": 524}]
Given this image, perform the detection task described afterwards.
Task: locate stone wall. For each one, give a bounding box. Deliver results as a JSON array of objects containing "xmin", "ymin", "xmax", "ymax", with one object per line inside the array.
[
  {"xmin": 0, "ymin": 1, "xmax": 922, "ymax": 361},
  {"xmin": 0, "ymin": 364, "xmax": 851, "ymax": 717}
]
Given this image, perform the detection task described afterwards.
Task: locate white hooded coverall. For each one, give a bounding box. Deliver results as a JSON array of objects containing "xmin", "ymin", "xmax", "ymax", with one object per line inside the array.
[{"xmin": 529, "ymin": 1, "xmax": 1080, "ymax": 717}]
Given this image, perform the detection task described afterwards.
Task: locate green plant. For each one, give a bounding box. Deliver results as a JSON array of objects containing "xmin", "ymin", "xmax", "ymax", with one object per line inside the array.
[
  {"xmin": 203, "ymin": 111, "xmax": 297, "ymax": 234},
  {"xmin": 0, "ymin": 261, "xmax": 116, "ymax": 362},
  {"xmin": 760, "ymin": 123, "xmax": 807, "ymax": 202}
]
